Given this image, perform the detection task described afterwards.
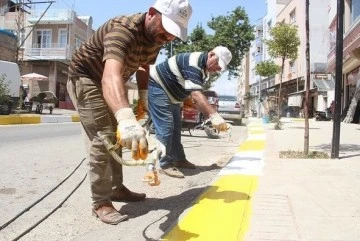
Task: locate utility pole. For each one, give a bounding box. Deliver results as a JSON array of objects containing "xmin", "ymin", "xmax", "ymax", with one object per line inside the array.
[{"xmin": 331, "ymin": 0, "xmax": 344, "ymax": 159}]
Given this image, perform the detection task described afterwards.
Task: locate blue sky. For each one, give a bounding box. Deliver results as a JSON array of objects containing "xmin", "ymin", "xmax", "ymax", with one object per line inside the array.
[{"xmin": 43, "ymin": 0, "xmax": 267, "ymax": 95}]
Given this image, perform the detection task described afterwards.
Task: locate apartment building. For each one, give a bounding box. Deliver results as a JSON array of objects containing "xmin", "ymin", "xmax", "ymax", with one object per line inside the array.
[
  {"xmin": 0, "ymin": 0, "xmax": 93, "ymax": 109},
  {"xmin": 247, "ymin": 0, "xmax": 334, "ymax": 118},
  {"xmin": 237, "ymin": 53, "xmax": 250, "ymax": 116},
  {"xmin": 328, "ymin": 0, "xmax": 360, "ymax": 116},
  {"xmin": 247, "ymin": 0, "xmax": 292, "ymax": 117},
  {"xmin": 0, "ymin": 29, "xmax": 17, "ymax": 62}
]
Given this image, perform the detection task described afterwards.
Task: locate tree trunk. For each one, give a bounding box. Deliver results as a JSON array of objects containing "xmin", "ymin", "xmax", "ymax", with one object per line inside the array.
[
  {"xmin": 304, "ymin": 0, "xmax": 310, "ymax": 155},
  {"xmin": 343, "ymin": 83, "xmax": 360, "ymax": 123},
  {"xmin": 277, "ymin": 58, "xmax": 285, "ymax": 119}
]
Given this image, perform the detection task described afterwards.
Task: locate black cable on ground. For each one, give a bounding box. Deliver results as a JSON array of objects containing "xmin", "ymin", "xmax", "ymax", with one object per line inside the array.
[
  {"xmin": 0, "ymin": 158, "xmax": 86, "ymax": 230},
  {"xmin": 11, "ymin": 173, "xmax": 88, "ymax": 241}
]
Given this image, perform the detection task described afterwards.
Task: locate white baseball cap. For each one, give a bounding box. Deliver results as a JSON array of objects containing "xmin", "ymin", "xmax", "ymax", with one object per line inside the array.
[
  {"xmin": 152, "ymin": 0, "xmax": 192, "ymax": 41},
  {"xmin": 212, "ymin": 46, "xmax": 232, "ymax": 72}
]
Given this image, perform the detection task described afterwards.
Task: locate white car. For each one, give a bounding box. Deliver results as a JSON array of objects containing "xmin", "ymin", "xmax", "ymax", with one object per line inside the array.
[{"xmin": 218, "ymin": 95, "xmax": 243, "ymax": 125}]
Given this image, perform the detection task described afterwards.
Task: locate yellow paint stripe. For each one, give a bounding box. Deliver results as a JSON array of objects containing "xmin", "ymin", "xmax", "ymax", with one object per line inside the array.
[
  {"xmin": 71, "ymin": 114, "xmax": 80, "ymax": 122},
  {"xmin": 21, "ymin": 115, "xmax": 41, "ymax": 124},
  {"xmin": 249, "ymin": 129, "xmax": 265, "ymax": 135},
  {"xmin": 238, "ymin": 140, "xmax": 265, "ymax": 152},
  {"xmin": 0, "ymin": 114, "xmax": 40, "ymax": 125},
  {"xmin": 163, "ymin": 175, "xmax": 258, "ymax": 241}
]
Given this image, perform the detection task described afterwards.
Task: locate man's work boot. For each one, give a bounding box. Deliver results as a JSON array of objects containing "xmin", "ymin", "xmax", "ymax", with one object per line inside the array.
[
  {"xmin": 174, "ymin": 159, "xmax": 196, "ymax": 169},
  {"xmin": 159, "ymin": 166, "xmax": 185, "ymax": 178},
  {"xmin": 111, "ymin": 186, "xmax": 146, "ymax": 202},
  {"xmin": 92, "ymin": 202, "xmax": 128, "ymax": 225}
]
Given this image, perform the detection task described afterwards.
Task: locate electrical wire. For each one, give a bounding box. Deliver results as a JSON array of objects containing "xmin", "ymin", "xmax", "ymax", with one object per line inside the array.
[
  {"xmin": 11, "ymin": 173, "xmax": 88, "ymax": 241},
  {"xmin": 0, "ymin": 157, "xmax": 86, "ymax": 231}
]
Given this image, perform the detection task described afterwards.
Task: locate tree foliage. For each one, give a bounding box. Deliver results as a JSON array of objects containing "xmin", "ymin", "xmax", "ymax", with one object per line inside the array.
[
  {"xmin": 0, "ymin": 74, "xmax": 11, "ymax": 103},
  {"xmin": 265, "ymin": 23, "xmax": 300, "ymax": 118},
  {"xmin": 265, "ymin": 23, "xmax": 300, "ymax": 61},
  {"xmin": 255, "ymin": 60, "xmax": 280, "ymax": 78},
  {"xmin": 164, "ymin": 6, "xmax": 254, "ymax": 78}
]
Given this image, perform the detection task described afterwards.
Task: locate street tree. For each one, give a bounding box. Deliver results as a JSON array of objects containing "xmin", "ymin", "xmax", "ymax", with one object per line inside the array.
[
  {"xmin": 265, "ymin": 23, "xmax": 300, "ymax": 118},
  {"xmin": 255, "ymin": 60, "xmax": 280, "ymax": 117}
]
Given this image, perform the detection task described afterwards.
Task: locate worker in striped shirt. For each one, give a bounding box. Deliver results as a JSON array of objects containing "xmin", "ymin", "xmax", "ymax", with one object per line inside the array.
[
  {"xmin": 67, "ymin": 0, "xmax": 192, "ymax": 225},
  {"xmin": 147, "ymin": 46, "xmax": 232, "ymax": 178}
]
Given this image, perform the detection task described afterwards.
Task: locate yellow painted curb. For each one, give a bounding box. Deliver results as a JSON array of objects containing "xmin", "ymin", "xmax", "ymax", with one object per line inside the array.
[
  {"xmin": 71, "ymin": 114, "xmax": 80, "ymax": 122},
  {"xmin": 0, "ymin": 114, "xmax": 40, "ymax": 125},
  {"xmin": 163, "ymin": 175, "xmax": 258, "ymax": 241},
  {"xmin": 238, "ymin": 140, "xmax": 265, "ymax": 152}
]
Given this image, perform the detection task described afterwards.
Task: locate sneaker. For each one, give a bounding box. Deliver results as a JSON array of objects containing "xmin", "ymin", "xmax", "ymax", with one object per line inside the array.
[
  {"xmin": 159, "ymin": 166, "xmax": 185, "ymax": 178},
  {"xmin": 174, "ymin": 159, "xmax": 196, "ymax": 169}
]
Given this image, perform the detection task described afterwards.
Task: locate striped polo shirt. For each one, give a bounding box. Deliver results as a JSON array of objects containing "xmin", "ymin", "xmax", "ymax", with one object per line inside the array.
[
  {"xmin": 68, "ymin": 13, "xmax": 162, "ymax": 83},
  {"xmin": 150, "ymin": 52, "xmax": 209, "ymax": 103}
]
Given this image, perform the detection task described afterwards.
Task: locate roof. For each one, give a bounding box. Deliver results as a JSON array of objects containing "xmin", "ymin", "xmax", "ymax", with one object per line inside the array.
[{"xmin": 0, "ymin": 29, "xmax": 17, "ymax": 38}]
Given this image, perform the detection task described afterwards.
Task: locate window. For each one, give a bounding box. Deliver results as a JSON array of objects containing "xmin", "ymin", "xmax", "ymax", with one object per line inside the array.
[
  {"xmin": 75, "ymin": 35, "xmax": 84, "ymax": 50},
  {"xmin": 289, "ymin": 61, "xmax": 296, "ymax": 73},
  {"xmin": 290, "ymin": 10, "xmax": 296, "ymax": 24},
  {"xmin": 58, "ymin": 29, "xmax": 68, "ymax": 47},
  {"xmin": 350, "ymin": 0, "xmax": 360, "ymax": 24},
  {"xmin": 36, "ymin": 29, "xmax": 52, "ymax": 48}
]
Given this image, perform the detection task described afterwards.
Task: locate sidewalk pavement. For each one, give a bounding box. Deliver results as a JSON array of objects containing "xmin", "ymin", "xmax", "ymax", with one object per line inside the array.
[
  {"xmin": 245, "ymin": 118, "xmax": 360, "ymax": 241},
  {"xmin": 163, "ymin": 117, "xmax": 360, "ymax": 241},
  {"xmin": 0, "ymin": 108, "xmax": 79, "ymax": 125}
]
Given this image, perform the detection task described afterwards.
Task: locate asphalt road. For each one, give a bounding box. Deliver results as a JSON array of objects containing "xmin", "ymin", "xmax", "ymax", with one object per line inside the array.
[{"xmin": 0, "ymin": 122, "xmax": 247, "ymax": 241}]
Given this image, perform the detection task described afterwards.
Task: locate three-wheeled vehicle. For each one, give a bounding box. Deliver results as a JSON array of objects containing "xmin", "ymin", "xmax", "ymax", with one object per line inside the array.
[{"xmin": 25, "ymin": 91, "xmax": 58, "ymax": 114}]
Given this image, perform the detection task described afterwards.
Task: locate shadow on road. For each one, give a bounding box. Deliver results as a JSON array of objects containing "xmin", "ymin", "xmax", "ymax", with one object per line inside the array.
[{"xmin": 119, "ymin": 186, "xmax": 250, "ymax": 241}]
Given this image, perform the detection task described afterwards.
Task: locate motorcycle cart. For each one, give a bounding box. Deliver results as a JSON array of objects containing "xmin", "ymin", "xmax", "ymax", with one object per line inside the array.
[{"xmin": 27, "ymin": 91, "xmax": 58, "ymax": 114}]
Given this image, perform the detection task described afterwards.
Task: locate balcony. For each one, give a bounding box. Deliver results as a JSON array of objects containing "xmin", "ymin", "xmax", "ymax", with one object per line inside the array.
[
  {"xmin": 328, "ymin": 17, "xmax": 360, "ymax": 72},
  {"xmin": 27, "ymin": 9, "xmax": 75, "ymax": 24},
  {"xmin": 24, "ymin": 43, "xmax": 73, "ymax": 61}
]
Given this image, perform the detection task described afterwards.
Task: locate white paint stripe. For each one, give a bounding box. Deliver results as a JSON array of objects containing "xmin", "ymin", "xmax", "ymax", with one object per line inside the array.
[
  {"xmin": 247, "ymin": 134, "xmax": 266, "ymax": 141},
  {"xmin": 40, "ymin": 116, "xmax": 73, "ymax": 123}
]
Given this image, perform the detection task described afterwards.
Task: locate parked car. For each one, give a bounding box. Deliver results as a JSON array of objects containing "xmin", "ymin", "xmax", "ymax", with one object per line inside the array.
[
  {"xmin": 218, "ymin": 95, "xmax": 243, "ymax": 125},
  {"xmin": 203, "ymin": 90, "xmax": 219, "ymax": 112}
]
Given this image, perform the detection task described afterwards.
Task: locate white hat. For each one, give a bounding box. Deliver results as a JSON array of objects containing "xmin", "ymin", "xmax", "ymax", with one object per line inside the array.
[
  {"xmin": 152, "ymin": 0, "xmax": 192, "ymax": 41},
  {"xmin": 212, "ymin": 46, "xmax": 232, "ymax": 72}
]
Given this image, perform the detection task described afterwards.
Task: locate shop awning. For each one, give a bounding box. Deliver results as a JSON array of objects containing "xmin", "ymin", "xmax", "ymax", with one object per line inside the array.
[{"xmin": 313, "ymin": 79, "xmax": 335, "ymax": 91}]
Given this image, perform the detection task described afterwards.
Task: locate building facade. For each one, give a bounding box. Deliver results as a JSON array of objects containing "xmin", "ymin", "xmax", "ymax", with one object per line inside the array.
[
  {"xmin": 247, "ymin": 0, "xmax": 334, "ymax": 118},
  {"xmin": 328, "ymin": 0, "xmax": 360, "ymax": 122},
  {"xmin": 0, "ymin": 1, "xmax": 93, "ymax": 109}
]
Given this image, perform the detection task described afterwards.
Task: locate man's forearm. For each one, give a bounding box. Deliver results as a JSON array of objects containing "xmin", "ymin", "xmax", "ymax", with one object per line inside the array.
[
  {"xmin": 102, "ymin": 74, "xmax": 130, "ymax": 113},
  {"xmin": 191, "ymin": 91, "xmax": 216, "ymax": 117}
]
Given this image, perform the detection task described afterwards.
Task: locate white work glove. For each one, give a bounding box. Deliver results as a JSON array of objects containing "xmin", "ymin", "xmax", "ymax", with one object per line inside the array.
[
  {"xmin": 115, "ymin": 108, "xmax": 148, "ymax": 160},
  {"xmin": 154, "ymin": 137, "xmax": 166, "ymax": 158},
  {"xmin": 209, "ymin": 112, "xmax": 228, "ymax": 132}
]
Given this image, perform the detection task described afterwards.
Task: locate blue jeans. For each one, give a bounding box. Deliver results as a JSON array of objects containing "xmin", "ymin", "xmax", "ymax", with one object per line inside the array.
[{"xmin": 148, "ymin": 80, "xmax": 186, "ymax": 168}]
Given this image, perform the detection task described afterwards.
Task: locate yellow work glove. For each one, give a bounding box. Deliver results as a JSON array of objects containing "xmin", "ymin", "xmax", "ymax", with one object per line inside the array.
[
  {"xmin": 136, "ymin": 90, "xmax": 148, "ymax": 120},
  {"xmin": 115, "ymin": 108, "xmax": 148, "ymax": 160},
  {"xmin": 209, "ymin": 112, "xmax": 228, "ymax": 132}
]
